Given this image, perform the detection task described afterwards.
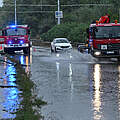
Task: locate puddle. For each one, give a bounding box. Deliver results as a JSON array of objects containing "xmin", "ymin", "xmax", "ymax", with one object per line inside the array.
[{"xmin": 0, "ymin": 57, "xmax": 22, "ymax": 119}]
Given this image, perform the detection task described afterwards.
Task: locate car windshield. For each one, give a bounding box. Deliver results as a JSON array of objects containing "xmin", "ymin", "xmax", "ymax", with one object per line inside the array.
[
  {"xmin": 94, "ymin": 26, "xmax": 120, "ymax": 39},
  {"xmin": 55, "ymin": 39, "xmax": 69, "ymax": 43},
  {"xmin": 6, "ymin": 28, "xmax": 27, "ymax": 36}
]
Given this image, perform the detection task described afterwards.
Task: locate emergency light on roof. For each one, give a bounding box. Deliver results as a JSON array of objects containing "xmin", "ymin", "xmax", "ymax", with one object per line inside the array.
[
  {"xmin": 115, "ymin": 20, "xmax": 118, "ymax": 24},
  {"xmin": 6, "ymin": 25, "xmax": 28, "ymax": 28},
  {"xmin": 10, "ymin": 25, "xmax": 16, "ymax": 28},
  {"xmin": 96, "ymin": 20, "xmax": 99, "ymax": 25}
]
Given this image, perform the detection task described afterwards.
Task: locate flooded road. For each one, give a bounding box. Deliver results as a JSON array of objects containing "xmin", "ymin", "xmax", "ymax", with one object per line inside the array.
[
  {"xmin": 0, "ymin": 56, "xmax": 21, "ymax": 119},
  {"xmin": 31, "ymin": 46, "xmax": 120, "ymax": 120},
  {"xmin": 0, "ymin": 46, "xmax": 120, "ymax": 120},
  {"xmin": 0, "ymin": 54, "xmax": 31, "ymax": 119}
]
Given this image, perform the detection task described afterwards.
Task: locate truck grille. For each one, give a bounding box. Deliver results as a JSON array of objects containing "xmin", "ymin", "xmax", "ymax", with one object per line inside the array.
[
  {"xmin": 97, "ymin": 43, "xmax": 120, "ymax": 50},
  {"xmin": 61, "ymin": 46, "xmax": 69, "ymax": 48},
  {"xmin": 107, "ymin": 43, "xmax": 120, "ymax": 50}
]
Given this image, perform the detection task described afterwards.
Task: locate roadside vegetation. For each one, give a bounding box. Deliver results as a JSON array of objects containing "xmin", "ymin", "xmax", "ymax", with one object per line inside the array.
[
  {"xmin": 0, "ymin": 0, "xmax": 120, "ymax": 43},
  {"xmin": 41, "ymin": 22, "xmax": 88, "ymax": 43}
]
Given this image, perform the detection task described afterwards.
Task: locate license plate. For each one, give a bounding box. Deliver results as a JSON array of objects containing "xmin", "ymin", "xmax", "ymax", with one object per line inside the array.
[
  {"xmin": 101, "ymin": 45, "xmax": 107, "ymax": 50},
  {"xmin": 107, "ymin": 51, "xmax": 114, "ymax": 54},
  {"xmin": 14, "ymin": 44, "xmax": 18, "ymax": 47}
]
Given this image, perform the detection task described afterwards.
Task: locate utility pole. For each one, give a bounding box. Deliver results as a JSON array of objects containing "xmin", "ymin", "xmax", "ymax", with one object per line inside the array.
[
  {"xmin": 15, "ymin": 0, "xmax": 17, "ymax": 25},
  {"xmin": 58, "ymin": 0, "xmax": 60, "ymax": 24},
  {"xmin": 119, "ymin": 8, "xmax": 120, "ymax": 22},
  {"xmin": 41, "ymin": 0, "xmax": 42, "ymax": 11}
]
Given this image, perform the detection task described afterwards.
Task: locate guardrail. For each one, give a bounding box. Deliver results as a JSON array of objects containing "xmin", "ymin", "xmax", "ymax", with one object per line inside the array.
[{"xmin": 31, "ymin": 39, "xmax": 85, "ymax": 48}]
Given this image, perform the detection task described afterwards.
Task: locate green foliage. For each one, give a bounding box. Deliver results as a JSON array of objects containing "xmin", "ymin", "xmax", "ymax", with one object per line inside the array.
[
  {"xmin": 41, "ymin": 22, "xmax": 88, "ymax": 43},
  {"xmin": 1, "ymin": 0, "xmax": 120, "ymax": 42},
  {"xmin": 68, "ymin": 23, "xmax": 88, "ymax": 43}
]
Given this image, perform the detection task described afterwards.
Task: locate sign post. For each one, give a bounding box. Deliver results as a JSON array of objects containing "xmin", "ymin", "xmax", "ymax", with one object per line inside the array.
[
  {"xmin": 57, "ymin": 0, "xmax": 60, "ymax": 24},
  {"xmin": 55, "ymin": 11, "xmax": 63, "ymax": 18},
  {"xmin": 15, "ymin": 0, "xmax": 17, "ymax": 25}
]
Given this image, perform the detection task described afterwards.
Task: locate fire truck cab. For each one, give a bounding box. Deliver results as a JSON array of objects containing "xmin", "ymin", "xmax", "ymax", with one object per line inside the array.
[
  {"xmin": 2, "ymin": 25, "xmax": 31, "ymax": 54},
  {"xmin": 87, "ymin": 21, "xmax": 120, "ymax": 59}
]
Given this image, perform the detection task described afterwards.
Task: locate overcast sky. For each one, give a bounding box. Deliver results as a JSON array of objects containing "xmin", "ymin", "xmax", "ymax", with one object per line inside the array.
[{"xmin": 0, "ymin": 0, "xmax": 3, "ymax": 7}]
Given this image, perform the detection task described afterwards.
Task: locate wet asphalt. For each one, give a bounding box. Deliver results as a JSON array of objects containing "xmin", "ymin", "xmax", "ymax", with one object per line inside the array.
[
  {"xmin": 0, "ymin": 46, "xmax": 120, "ymax": 120},
  {"xmin": 31, "ymin": 46, "xmax": 120, "ymax": 120}
]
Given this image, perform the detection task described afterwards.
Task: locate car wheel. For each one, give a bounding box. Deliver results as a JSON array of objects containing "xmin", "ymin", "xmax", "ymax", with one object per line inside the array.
[
  {"xmin": 23, "ymin": 47, "xmax": 30, "ymax": 54},
  {"xmin": 117, "ymin": 57, "xmax": 120, "ymax": 61},
  {"xmin": 55, "ymin": 47, "xmax": 57, "ymax": 52},
  {"xmin": 51, "ymin": 47, "xmax": 54, "ymax": 52}
]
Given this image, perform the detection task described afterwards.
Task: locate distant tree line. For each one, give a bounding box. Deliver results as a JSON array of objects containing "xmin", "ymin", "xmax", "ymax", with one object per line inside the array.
[{"xmin": 0, "ymin": 0, "xmax": 120, "ymax": 43}]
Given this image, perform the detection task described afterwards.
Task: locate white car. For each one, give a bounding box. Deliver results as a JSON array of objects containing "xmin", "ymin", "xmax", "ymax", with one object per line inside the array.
[{"xmin": 51, "ymin": 38, "xmax": 72, "ymax": 52}]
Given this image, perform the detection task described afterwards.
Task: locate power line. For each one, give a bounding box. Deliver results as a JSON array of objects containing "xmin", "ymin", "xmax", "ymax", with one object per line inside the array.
[
  {"xmin": 62, "ymin": 4, "xmax": 112, "ymax": 7},
  {"xmin": 3, "ymin": 4, "xmax": 113, "ymax": 7},
  {"xmin": 0, "ymin": 11, "xmax": 54, "ymax": 13},
  {"xmin": 1, "ymin": 3, "xmax": 113, "ymax": 14}
]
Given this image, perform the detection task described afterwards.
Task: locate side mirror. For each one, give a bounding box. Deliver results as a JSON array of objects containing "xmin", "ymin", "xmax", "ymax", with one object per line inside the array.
[
  {"xmin": 93, "ymin": 26, "xmax": 98, "ymax": 32},
  {"xmin": 2, "ymin": 30, "xmax": 4, "ymax": 36},
  {"xmin": 28, "ymin": 29, "xmax": 30, "ymax": 34}
]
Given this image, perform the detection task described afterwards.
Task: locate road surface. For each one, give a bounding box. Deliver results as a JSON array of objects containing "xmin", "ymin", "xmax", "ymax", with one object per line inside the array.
[{"xmin": 31, "ymin": 46, "xmax": 120, "ymax": 120}]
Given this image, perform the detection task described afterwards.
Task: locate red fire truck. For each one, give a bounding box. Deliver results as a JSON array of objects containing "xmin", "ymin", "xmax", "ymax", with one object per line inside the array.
[
  {"xmin": 87, "ymin": 17, "xmax": 120, "ymax": 60},
  {"xmin": 1, "ymin": 25, "xmax": 31, "ymax": 54}
]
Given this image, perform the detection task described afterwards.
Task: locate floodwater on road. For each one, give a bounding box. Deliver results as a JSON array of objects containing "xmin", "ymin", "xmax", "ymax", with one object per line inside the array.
[
  {"xmin": 0, "ymin": 46, "xmax": 120, "ymax": 120},
  {"xmin": 0, "ymin": 53, "xmax": 31, "ymax": 119},
  {"xmin": 0, "ymin": 56, "xmax": 21, "ymax": 119},
  {"xmin": 31, "ymin": 46, "xmax": 120, "ymax": 120}
]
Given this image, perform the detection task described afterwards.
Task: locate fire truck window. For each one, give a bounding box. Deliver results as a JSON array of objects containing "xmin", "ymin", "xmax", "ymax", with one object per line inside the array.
[
  {"xmin": 28, "ymin": 29, "xmax": 30, "ymax": 34},
  {"xmin": 94, "ymin": 26, "xmax": 120, "ymax": 39},
  {"xmin": 117, "ymin": 33, "xmax": 120, "ymax": 37},
  {"xmin": 6, "ymin": 28, "xmax": 27, "ymax": 36}
]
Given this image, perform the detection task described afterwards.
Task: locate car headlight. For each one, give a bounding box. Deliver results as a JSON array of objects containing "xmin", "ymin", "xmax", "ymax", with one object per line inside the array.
[
  {"xmin": 94, "ymin": 51, "xmax": 101, "ymax": 56},
  {"xmin": 69, "ymin": 45, "xmax": 72, "ymax": 48}
]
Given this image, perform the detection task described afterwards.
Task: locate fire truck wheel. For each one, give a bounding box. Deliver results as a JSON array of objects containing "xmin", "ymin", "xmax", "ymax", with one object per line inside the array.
[
  {"xmin": 117, "ymin": 57, "xmax": 120, "ymax": 61},
  {"xmin": 51, "ymin": 47, "xmax": 54, "ymax": 52},
  {"xmin": 23, "ymin": 48, "xmax": 30, "ymax": 54},
  {"xmin": 4, "ymin": 48, "xmax": 7, "ymax": 53}
]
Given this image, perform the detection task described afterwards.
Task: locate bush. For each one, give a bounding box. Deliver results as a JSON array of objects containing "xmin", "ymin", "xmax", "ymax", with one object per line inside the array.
[
  {"xmin": 68, "ymin": 23, "xmax": 88, "ymax": 43},
  {"xmin": 41, "ymin": 22, "xmax": 89, "ymax": 43}
]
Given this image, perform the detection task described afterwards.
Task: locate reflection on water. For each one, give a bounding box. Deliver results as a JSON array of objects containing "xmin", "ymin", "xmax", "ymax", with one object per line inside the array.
[
  {"xmin": 0, "ymin": 54, "xmax": 32, "ymax": 119},
  {"xmin": 91, "ymin": 63, "xmax": 120, "ymax": 120},
  {"xmin": 19, "ymin": 55, "xmax": 32, "ymax": 75},
  {"xmin": 0, "ymin": 58, "xmax": 21, "ymax": 119},
  {"xmin": 5, "ymin": 64, "xmax": 16, "ymax": 86},
  {"xmin": 55, "ymin": 56, "xmax": 74, "ymax": 102},
  {"xmin": 56, "ymin": 53, "xmax": 60, "ymax": 57},
  {"xmin": 118, "ymin": 66, "xmax": 120, "ymax": 112},
  {"xmin": 56, "ymin": 62, "xmax": 60, "ymax": 83},
  {"xmin": 2, "ymin": 88, "xmax": 20, "ymax": 119},
  {"xmin": 93, "ymin": 64, "xmax": 102, "ymax": 120},
  {"xmin": 69, "ymin": 63, "xmax": 73, "ymax": 101},
  {"xmin": 26, "ymin": 56, "xmax": 29, "ymax": 73}
]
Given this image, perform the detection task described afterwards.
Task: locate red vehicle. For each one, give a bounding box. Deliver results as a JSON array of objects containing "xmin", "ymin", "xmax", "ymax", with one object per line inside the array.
[
  {"xmin": 87, "ymin": 19, "xmax": 120, "ymax": 60},
  {"xmin": 1, "ymin": 25, "xmax": 31, "ymax": 54}
]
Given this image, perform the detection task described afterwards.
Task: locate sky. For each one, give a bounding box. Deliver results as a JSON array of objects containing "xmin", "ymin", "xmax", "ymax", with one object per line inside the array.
[{"xmin": 0, "ymin": 0, "xmax": 3, "ymax": 7}]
